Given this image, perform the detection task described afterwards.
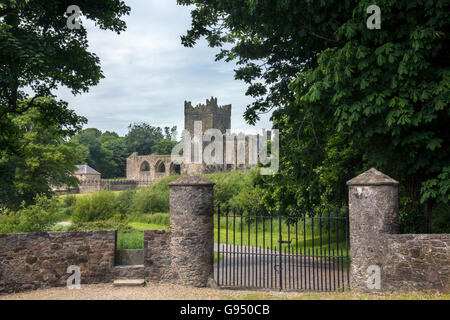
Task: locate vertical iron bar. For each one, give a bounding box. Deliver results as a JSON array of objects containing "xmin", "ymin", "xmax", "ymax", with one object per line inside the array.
[
  {"xmin": 300, "ymin": 247, "xmax": 303, "ymax": 290},
  {"xmin": 248, "ymin": 211, "xmax": 251, "ymax": 287},
  {"xmin": 311, "ymin": 213, "xmax": 315, "ymax": 291},
  {"xmin": 319, "ymin": 210, "xmax": 323, "ymax": 291},
  {"xmin": 233, "ymin": 208, "xmax": 236, "ymax": 287},
  {"xmin": 225, "ymin": 208, "xmax": 229, "ymax": 286},
  {"xmin": 345, "ymin": 207, "xmax": 350, "ymax": 289},
  {"xmin": 333, "ymin": 248, "xmax": 336, "ymax": 291},
  {"xmin": 308, "ymin": 248, "xmax": 311, "ymax": 290},
  {"xmin": 327, "ymin": 209, "xmax": 332, "ymax": 291},
  {"xmin": 271, "ymin": 210, "xmax": 273, "ymax": 289},
  {"xmin": 262, "ymin": 215, "xmax": 265, "ymax": 288},
  {"xmin": 335, "ymin": 212, "xmax": 340, "ymax": 290},
  {"xmin": 255, "ymin": 210, "xmax": 258, "ymax": 287},
  {"xmin": 324, "ymin": 247, "xmax": 328, "ymax": 291},
  {"xmin": 303, "ymin": 211, "xmax": 307, "ymax": 289},
  {"xmin": 287, "ymin": 212, "xmax": 291, "ymax": 289},
  {"xmin": 278, "ymin": 207, "xmax": 283, "ymax": 290},
  {"xmin": 341, "ymin": 247, "xmax": 345, "ymax": 292},
  {"xmin": 295, "ymin": 212, "xmax": 299, "ymax": 290},
  {"xmin": 217, "ymin": 204, "xmax": 220, "ymax": 286},
  {"xmin": 240, "ymin": 209, "xmax": 243, "ymax": 287}
]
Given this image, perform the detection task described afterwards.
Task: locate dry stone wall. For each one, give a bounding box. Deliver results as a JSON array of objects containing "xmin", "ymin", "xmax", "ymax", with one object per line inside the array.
[
  {"xmin": 348, "ymin": 168, "xmax": 449, "ymax": 293},
  {"xmin": 0, "ymin": 230, "xmax": 116, "ymax": 294}
]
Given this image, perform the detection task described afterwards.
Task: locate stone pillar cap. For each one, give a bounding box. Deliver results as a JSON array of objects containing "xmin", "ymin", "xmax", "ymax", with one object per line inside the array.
[
  {"xmin": 168, "ymin": 175, "xmax": 215, "ymax": 186},
  {"xmin": 346, "ymin": 168, "xmax": 399, "ymax": 186}
]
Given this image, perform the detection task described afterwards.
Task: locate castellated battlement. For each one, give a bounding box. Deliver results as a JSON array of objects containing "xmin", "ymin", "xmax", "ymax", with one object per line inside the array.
[
  {"xmin": 184, "ymin": 96, "xmax": 231, "ymax": 113},
  {"xmin": 184, "ymin": 97, "xmax": 231, "ymax": 134}
]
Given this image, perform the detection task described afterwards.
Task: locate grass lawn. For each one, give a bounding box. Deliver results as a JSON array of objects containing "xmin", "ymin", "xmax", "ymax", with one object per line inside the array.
[
  {"xmin": 214, "ymin": 215, "xmax": 347, "ymax": 253},
  {"xmin": 117, "ymin": 221, "xmax": 169, "ymax": 250},
  {"xmin": 229, "ymin": 291, "xmax": 450, "ymax": 300}
]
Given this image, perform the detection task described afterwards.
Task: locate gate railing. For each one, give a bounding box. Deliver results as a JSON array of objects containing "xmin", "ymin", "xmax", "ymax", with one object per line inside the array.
[{"xmin": 215, "ymin": 206, "xmax": 350, "ymax": 291}]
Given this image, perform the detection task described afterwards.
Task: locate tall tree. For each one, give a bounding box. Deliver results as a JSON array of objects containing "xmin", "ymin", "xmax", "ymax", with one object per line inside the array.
[
  {"xmin": 0, "ymin": 0, "xmax": 130, "ymax": 152},
  {"xmin": 0, "ymin": 98, "xmax": 84, "ymax": 209},
  {"xmin": 124, "ymin": 123, "xmax": 165, "ymax": 156},
  {"xmin": 0, "ymin": 0, "xmax": 130, "ymax": 207},
  {"xmin": 180, "ymin": 0, "xmax": 450, "ymax": 228}
]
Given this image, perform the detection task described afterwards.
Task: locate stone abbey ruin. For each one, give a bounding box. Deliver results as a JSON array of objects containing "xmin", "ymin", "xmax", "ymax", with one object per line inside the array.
[
  {"xmin": 126, "ymin": 96, "xmax": 260, "ymax": 181},
  {"xmin": 64, "ymin": 97, "xmax": 263, "ymax": 194}
]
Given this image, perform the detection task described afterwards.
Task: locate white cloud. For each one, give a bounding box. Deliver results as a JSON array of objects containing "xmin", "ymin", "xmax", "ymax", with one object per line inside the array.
[{"xmin": 57, "ymin": 0, "xmax": 272, "ymax": 136}]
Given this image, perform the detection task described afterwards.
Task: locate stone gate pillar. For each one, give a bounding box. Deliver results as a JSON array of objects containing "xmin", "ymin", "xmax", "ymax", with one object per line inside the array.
[
  {"xmin": 168, "ymin": 175, "xmax": 215, "ymax": 287},
  {"xmin": 347, "ymin": 168, "xmax": 399, "ymax": 292}
]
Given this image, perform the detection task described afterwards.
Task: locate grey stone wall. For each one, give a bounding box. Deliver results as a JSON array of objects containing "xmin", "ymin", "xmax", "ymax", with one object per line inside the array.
[
  {"xmin": 144, "ymin": 230, "xmax": 171, "ymax": 282},
  {"xmin": 348, "ymin": 168, "xmax": 449, "ymax": 293},
  {"xmin": 0, "ymin": 230, "xmax": 116, "ymax": 294},
  {"xmin": 383, "ymin": 234, "xmax": 449, "ymax": 292},
  {"xmin": 168, "ymin": 176, "xmax": 215, "ymax": 287}
]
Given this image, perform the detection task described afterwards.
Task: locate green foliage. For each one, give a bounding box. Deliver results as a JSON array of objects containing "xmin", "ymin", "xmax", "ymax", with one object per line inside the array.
[
  {"xmin": 68, "ymin": 220, "xmax": 132, "ymax": 232},
  {"xmin": 0, "ymin": 0, "xmax": 130, "ymax": 209},
  {"xmin": 117, "ymin": 230, "xmax": 144, "ymax": 250},
  {"xmin": 131, "ymin": 213, "xmax": 170, "ymax": 226},
  {"xmin": 180, "ymin": 0, "xmax": 450, "ymax": 230},
  {"xmin": 56, "ymin": 171, "xmax": 261, "ymax": 226},
  {"xmin": 130, "ymin": 175, "xmax": 178, "ymax": 214},
  {"xmin": 71, "ymin": 129, "xmax": 128, "ymax": 179},
  {"xmin": 70, "ymin": 124, "xmax": 178, "ymax": 178},
  {"xmin": 124, "ymin": 123, "xmax": 177, "ymax": 157},
  {"xmin": 430, "ymin": 204, "xmax": 450, "ymax": 234},
  {"xmin": 71, "ymin": 191, "xmax": 118, "ymax": 223},
  {"xmin": 0, "ymin": 195, "xmax": 58, "ymax": 234},
  {"xmin": 0, "ymin": 101, "xmax": 85, "ymax": 209},
  {"xmin": 204, "ymin": 169, "xmax": 263, "ymax": 209}
]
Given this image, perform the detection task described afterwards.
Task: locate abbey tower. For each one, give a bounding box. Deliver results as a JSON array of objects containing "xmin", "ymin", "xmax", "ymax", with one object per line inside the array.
[{"xmin": 184, "ymin": 97, "xmax": 231, "ymax": 134}]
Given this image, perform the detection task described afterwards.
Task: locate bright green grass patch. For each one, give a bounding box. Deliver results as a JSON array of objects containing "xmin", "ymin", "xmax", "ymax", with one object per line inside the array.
[
  {"xmin": 230, "ymin": 291, "xmax": 450, "ymax": 300},
  {"xmin": 117, "ymin": 230, "xmax": 143, "ymax": 250},
  {"xmin": 214, "ymin": 252, "xmax": 223, "ymax": 263},
  {"xmin": 128, "ymin": 221, "xmax": 170, "ymax": 231},
  {"xmin": 117, "ymin": 221, "xmax": 169, "ymax": 249}
]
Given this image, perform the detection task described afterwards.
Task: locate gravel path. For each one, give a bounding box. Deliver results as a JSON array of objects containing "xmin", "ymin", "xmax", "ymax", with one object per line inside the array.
[
  {"xmin": 0, "ymin": 283, "xmax": 298, "ymax": 300},
  {"xmin": 1, "ymin": 283, "xmax": 446, "ymax": 300}
]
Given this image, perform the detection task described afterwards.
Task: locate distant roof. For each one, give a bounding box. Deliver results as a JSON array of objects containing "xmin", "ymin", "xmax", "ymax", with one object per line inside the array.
[{"xmin": 74, "ymin": 165, "xmax": 101, "ymax": 175}]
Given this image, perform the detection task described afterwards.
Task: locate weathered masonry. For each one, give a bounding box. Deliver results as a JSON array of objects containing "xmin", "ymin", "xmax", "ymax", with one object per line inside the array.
[
  {"xmin": 0, "ymin": 175, "xmax": 215, "ymax": 294},
  {"xmin": 1, "ymin": 170, "xmax": 448, "ymax": 294},
  {"xmin": 348, "ymin": 168, "xmax": 449, "ymax": 292}
]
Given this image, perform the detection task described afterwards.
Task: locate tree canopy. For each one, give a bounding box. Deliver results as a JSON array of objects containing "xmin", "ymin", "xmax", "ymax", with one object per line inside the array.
[
  {"xmin": 71, "ymin": 124, "xmax": 178, "ymax": 179},
  {"xmin": 0, "ymin": 0, "xmax": 130, "ymax": 209},
  {"xmin": 179, "ymin": 0, "xmax": 449, "ymax": 231}
]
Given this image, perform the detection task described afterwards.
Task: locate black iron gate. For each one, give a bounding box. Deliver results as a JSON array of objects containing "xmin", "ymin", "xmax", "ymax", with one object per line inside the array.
[{"xmin": 215, "ymin": 206, "xmax": 350, "ymax": 291}]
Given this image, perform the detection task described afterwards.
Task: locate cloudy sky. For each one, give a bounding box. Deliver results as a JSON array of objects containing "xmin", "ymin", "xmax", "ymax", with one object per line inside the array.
[{"xmin": 57, "ymin": 0, "xmax": 272, "ymax": 137}]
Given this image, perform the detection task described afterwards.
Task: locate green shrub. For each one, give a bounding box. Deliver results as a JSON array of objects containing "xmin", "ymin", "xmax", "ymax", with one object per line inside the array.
[
  {"xmin": 204, "ymin": 169, "xmax": 261, "ymax": 209},
  {"xmin": 0, "ymin": 195, "xmax": 59, "ymax": 234},
  {"xmin": 431, "ymin": 204, "xmax": 450, "ymax": 233},
  {"xmin": 68, "ymin": 219, "xmax": 133, "ymax": 232},
  {"xmin": 130, "ymin": 175, "xmax": 178, "ymax": 214},
  {"xmin": 63, "ymin": 194, "xmax": 77, "ymax": 208},
  {"xmin": 71, "ymin": 191, "xmax": 117, "ymax": 223},
  {"xmin": 114, "ymin": 189, "xmax": 136, "ymax": 215},
  {"xmin": 142, "ymin": 213, "xmax": 170, "ymax": 226}
]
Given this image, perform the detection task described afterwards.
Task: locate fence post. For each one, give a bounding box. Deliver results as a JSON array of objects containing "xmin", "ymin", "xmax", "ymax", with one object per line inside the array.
[
  {"xmin": 347, "ymin": 168, "xmax": 399, "ymax": 292},
  {"xmin": 168, "ymin": 175, "xmax": 215, "ymax": 287}
]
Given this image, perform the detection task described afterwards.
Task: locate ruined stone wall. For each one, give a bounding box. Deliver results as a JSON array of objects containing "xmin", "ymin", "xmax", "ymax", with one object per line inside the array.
[
  {"xmin": 100, "ymin": 180, "xmax": 139, "ymax": 191},
  {"xmin": 126, "ymin": 153, "xmax": 174, "ymax": 181},
  {"xmin": 0, "ymin": 230, "xmax": 116, "ymax": 294},
  {"xmin": 184, "ymin": 97, "xmax": 231, "ymax": 135},
  {"xmin": 78, "ymin": 180, "xmax": 101, "ymax": 194}
]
